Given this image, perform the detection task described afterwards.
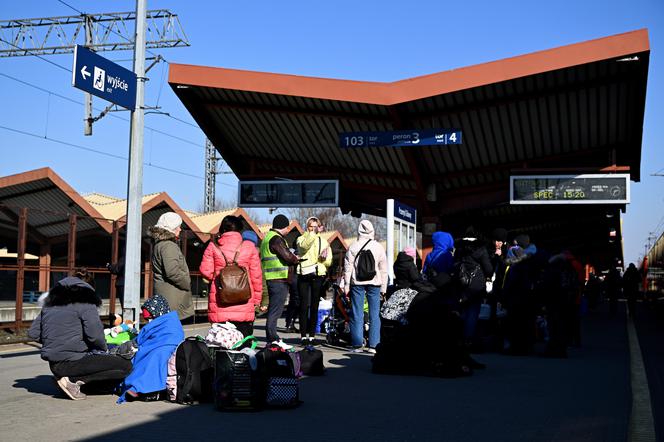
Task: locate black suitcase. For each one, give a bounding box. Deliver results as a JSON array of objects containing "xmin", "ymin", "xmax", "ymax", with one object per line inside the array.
[{"xmin": 214, "ymin": 349, "xmax": 264, "ymax": 411}]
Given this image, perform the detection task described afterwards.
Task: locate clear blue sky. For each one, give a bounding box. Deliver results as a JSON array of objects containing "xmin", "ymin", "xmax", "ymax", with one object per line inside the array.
[{"xmin": 0, "ymin": 0, "xmax": 662, "ymax": 265}]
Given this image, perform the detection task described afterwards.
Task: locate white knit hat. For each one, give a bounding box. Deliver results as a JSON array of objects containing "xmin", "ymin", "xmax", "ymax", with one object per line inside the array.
[
  {"xmin": 156, "ymin": 212, "xmax": 182, "ymax": 234},
  {"xmin": 358, "ymin": 219, "xmax": 375, "ymax": 237}
]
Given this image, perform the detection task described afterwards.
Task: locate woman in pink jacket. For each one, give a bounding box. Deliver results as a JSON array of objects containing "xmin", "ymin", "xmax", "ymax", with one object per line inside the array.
[{"xmin": 199, "ymin": 215, "xmax": 262, "ymax": 337}]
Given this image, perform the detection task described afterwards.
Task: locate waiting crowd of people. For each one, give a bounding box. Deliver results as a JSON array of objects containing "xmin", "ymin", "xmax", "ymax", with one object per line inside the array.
[{"xmin": 27, "ymin": 211, "xmax": 636, "ymax": 401}]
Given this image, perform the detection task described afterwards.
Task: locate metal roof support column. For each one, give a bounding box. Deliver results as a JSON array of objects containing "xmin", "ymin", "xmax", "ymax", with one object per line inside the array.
[
  {"xmin": 109, "ymin": 221, "xmax": 120, "ymax": 316},
  {"xmin": 67, "ymin": 214, "xmax": 77, "ymax": 276},
  {"xmin": 38, "ymin": 244, "xmax": 51, "ymax": 293},
  {"xmin": 14, "ymin": 207, "xmax": 27, "ymax": 332}
]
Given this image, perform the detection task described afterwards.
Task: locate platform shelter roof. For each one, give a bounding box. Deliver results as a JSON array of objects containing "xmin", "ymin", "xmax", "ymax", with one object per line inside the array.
[
  {"xmin": 169, "ymin": 30, "xmax": 650, "ymax": 269},
  {"xmin": 0, "ymin": 167, "xmax": 113, "ymax": 244}
]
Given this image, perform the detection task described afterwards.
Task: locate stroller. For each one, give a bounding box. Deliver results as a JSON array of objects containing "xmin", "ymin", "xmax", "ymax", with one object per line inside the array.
[{"xmin": 320, "ymin": 283, "xmax": 368, "ymax": 347}]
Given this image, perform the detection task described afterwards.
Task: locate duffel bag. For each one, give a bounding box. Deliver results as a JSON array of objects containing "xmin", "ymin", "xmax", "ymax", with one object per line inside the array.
[{"xmin": 298, "ymin": 346, "xmax": 324, "ymax": 376}]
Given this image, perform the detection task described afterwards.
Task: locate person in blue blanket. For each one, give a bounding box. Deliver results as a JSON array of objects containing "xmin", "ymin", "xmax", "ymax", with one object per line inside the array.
[{"xmin": 117, "ymin": 295, "xmax": 184, "ymax": 403}]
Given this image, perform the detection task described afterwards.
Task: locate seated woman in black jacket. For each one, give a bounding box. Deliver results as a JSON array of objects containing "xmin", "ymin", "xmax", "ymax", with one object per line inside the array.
[
  {"xmin": 391, "ymin": 248, "xmax": 421, "ymax": 292},
  {"xmin": 28, "ymin": 277, "xmax": 132, "ymax": 400}
]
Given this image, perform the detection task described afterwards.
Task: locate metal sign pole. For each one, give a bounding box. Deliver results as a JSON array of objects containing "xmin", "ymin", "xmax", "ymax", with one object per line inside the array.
[
  {"xmin": 386, "ymin": 199, "xmax": 395, "ymax": 284},
  {"xmin": 123, "ymin": 0, "xmax": 147, "ymax": 328},
  {"xmin": 83, "ymin": 15, "xmax": 93, "ymax": 136}
]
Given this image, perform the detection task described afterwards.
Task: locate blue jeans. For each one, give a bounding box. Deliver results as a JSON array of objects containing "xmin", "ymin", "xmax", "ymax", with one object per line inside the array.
[
  {"xmin": 350, "ymin": 284, "xmax": 381, "ymax": 349},
  {"xmin": 462, "ymin": 299, "xmax": 481, "ymax": 341},
  {"xmin": 266, "ymin": 280, "xmax": 289, "ymax": 343}
]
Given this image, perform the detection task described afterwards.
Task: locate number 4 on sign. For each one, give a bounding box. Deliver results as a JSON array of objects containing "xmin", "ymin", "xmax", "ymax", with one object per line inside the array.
[{"xmin": 449, "ymin": 132, "xmax": 457, "ymax": 143}]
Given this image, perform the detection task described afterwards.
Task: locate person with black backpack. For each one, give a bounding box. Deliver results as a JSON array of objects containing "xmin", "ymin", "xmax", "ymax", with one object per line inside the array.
[
  {"xmin": 453, "ymin": 227, "xmax": 493, "ymax": 354},
  {"xmin": 343, "ymin": 220, "xmax": 388, "ymax": 354}
]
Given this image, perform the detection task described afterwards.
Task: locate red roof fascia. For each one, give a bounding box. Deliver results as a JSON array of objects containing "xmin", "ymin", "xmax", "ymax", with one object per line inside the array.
[{"xmin": 169, "ymin": 29, "xmax": 649, "ymax": 105}]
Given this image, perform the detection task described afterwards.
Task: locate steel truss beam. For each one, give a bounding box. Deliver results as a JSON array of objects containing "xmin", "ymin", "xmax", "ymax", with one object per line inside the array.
[{"xmin": 0, "ymin": 10, "xmax": 189, "ymax": 57}]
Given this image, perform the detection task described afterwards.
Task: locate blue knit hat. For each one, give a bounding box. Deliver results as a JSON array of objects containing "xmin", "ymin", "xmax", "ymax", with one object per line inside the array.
[
  {"xmin": 141, "ymin": 294, "xmax": 170, "ymax": 318},
  {"xmin": 241, "ymin": 230, "xmax": 259, "ymax": 245}
]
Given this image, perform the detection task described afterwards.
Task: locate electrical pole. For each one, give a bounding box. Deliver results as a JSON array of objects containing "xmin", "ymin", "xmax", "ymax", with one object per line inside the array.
[
  {"xmin": 204, "ymin": 138, "xmax": 217, "ymax": 213},
  {"xmin": 123, "ymin": 0, "xmax": 147, "ymax": 327},
  {"xmin": 84, "ymin": 15, "xmax": 93, "ymax": 136}
]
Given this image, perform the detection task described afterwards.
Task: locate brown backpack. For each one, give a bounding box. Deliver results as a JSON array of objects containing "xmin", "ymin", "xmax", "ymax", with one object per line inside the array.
[{"xmin": 212, "ymin": 242, "xmax": 252, "ymax": 306}]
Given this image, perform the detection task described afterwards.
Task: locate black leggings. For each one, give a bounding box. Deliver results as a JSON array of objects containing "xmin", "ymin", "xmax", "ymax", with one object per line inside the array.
[
  {"xmin": 298, "ymin": 274, "xmax": 324, "ymax": 337},
  {"xmin": 50, "ymin": 354, "xmax": 132, "ymax": 384}
]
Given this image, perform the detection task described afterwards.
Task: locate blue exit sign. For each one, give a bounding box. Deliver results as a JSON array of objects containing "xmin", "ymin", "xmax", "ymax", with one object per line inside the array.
[{"xmin": 72, "ymin": 45, "xmax": 137, "ymax": 110}]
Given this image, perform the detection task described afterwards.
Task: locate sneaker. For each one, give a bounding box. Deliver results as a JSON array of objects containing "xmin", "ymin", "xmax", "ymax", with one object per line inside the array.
[
  {"xmin": 349, "ymin": 347, "xmax": 364, "ymax": 353},
  {"xmin": 56, "ymin": 376, "xmax": 86, "ymax": 400},
  {"xmin": 365, "ymin": 348, "xmax": 376, "ymax": 354},
  {"xmin": 272, "ymin": 340, "xmax": 294, "ymax": 351},
  {"xmin": 287, "ymin": 326, "xmax": 300, "ymax": 334}
]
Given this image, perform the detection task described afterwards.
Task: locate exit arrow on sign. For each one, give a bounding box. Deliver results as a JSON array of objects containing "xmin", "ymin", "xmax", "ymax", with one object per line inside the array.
[
  {"xmin": 72, "ymin": 45, "xmax": 137, "ymax": 110},
  {"xmin": 80, "ymin": 65, "xmax": 91, "ymax": 80}
]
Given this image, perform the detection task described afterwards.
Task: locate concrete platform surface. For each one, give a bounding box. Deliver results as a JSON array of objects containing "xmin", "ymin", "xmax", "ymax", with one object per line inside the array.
[{"xmin": 0, "ymin": 306, "xmax": 641, "ymax": 442}]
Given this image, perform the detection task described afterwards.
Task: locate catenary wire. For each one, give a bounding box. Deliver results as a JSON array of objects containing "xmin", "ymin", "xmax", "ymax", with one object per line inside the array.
[
  {"xmin": 0, "ymin": 123, "xmax": 232, "ymax": 182},
  {"xmin": 0, "ymin": 71, "xmax": 203, "ymax": 148}
]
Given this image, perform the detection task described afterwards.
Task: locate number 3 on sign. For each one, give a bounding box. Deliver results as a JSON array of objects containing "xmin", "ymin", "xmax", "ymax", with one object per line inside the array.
[{"xmin": 449, "ymin": 132, "xmax": 457, "ymax": 143}]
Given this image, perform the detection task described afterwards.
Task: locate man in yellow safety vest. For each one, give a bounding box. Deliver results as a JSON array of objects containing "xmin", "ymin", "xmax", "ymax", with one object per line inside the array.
[{"xmin": 260, "ymin": 214, "xmax": 300, "ymax": 346}]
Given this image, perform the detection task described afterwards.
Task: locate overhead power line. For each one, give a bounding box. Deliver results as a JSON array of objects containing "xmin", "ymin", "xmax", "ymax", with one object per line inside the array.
[
  {"xmin": 0, "ymin": 71, "xmax": 203, "ymax": 147},
  {"xmin": 0, "ymin": 123, "xmax": 230, "ymax": 183}
]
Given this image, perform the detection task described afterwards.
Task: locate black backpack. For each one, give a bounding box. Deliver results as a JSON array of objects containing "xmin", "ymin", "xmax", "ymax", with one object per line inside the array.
[
  {"xmin": 355, "ymin": 240, "xmax": 376, "ymax": 282},
  {"xmin": 175, "ymin": 337, "xmax": 214, "ymax": 404},
  {"xmin": 453, "ymin": 260, "xmax": 481, "ymax": 289}
]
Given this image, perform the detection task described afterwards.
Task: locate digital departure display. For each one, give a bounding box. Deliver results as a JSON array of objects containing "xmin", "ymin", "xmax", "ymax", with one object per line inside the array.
[
  {"xmin": 238, "ymin": 180, "xmax": 339, "ymax": 207},
  {"xmin": 510, "ymin": 174, "xmax": 630, "ymax": 204}
]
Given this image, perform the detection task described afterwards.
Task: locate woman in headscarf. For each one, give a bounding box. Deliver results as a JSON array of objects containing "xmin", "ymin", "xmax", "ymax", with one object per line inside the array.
[
  {"xmin": 148, "ymin": 212, "xmax": 194, "ymax": 321},
  {"xmin": 422, "ymin": 231, "xmax": 454, "ymax": 278}
]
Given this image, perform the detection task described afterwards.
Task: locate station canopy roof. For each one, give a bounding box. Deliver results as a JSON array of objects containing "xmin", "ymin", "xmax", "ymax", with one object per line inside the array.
[{"xmin": 169, "ymin": 29, "xmax": 650, "ymax": 268}]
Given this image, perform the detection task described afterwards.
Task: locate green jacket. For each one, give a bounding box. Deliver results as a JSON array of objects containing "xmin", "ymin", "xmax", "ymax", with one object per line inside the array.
[{"xmin": 149, "ymin": 226, "xmax": 194, "ymax": 320}]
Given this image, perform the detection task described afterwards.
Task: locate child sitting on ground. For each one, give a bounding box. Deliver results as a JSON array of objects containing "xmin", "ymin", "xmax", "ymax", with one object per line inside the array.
[{"xmin": 117, "ymin": 295, "xmax": 184, "ymax": 403}]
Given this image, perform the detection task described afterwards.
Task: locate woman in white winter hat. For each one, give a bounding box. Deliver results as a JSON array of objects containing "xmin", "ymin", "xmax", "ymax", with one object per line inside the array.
[{"xmin": 148, "ymin": 212, "xmax": 194, "ymax": 321}]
